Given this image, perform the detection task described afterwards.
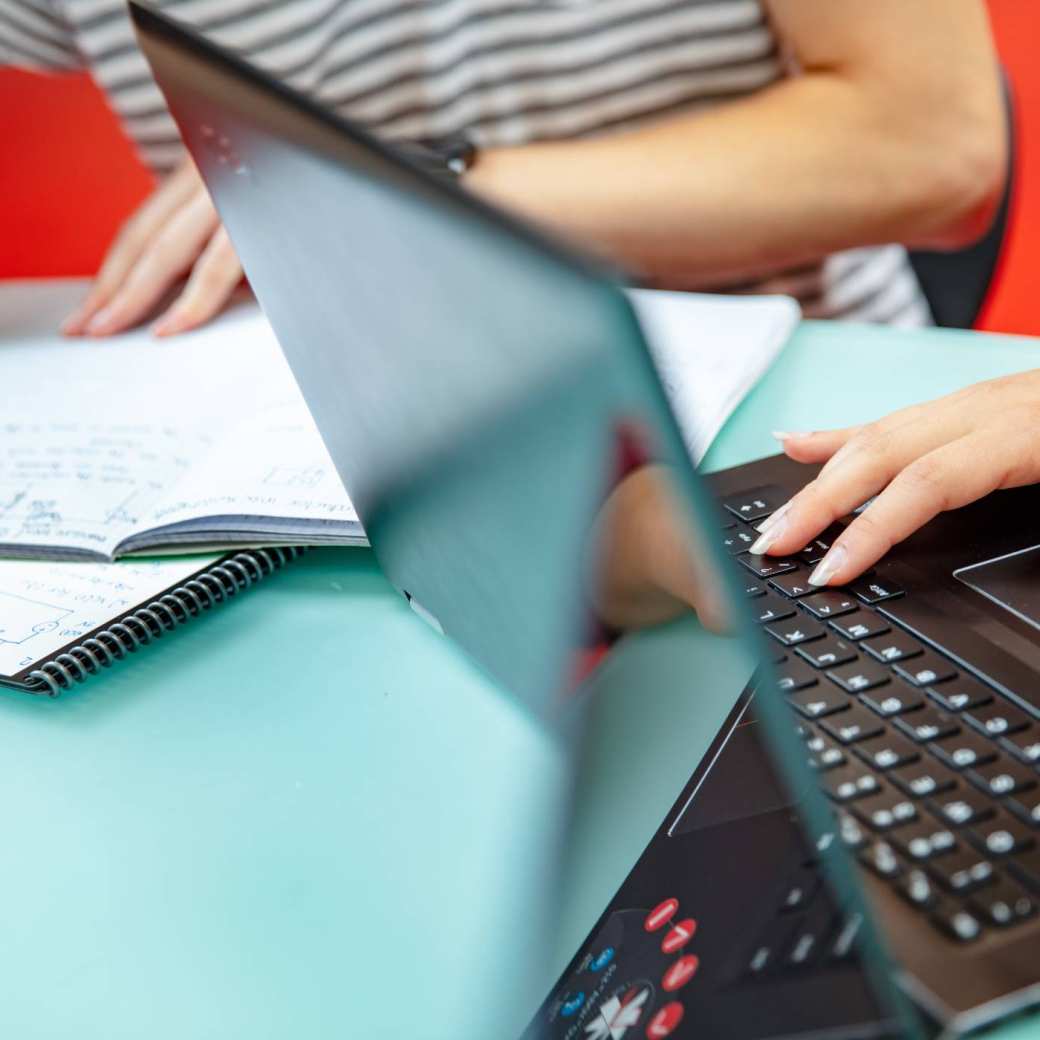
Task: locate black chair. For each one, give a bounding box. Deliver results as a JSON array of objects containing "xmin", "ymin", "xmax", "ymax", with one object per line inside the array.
[{"xmin": 908, "ymin": 75, "xmax": 1016, "ymax": 329}]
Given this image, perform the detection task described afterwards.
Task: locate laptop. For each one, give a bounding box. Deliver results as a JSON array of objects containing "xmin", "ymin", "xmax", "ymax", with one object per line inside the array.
[{"xmin": 131, "ymin": 5, "xmax": 1040, "ymax": 1037}]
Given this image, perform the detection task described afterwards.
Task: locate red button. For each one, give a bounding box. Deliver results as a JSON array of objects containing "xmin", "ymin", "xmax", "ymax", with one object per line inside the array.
[
  {"xmin": 646, "ymin": 1001, "xmax": 684, "ymax": 1038},
  {"xmin": 644, "ymin": 898, "xmax": 679, "ymax": 933},
  {"xmin": 662, "ymin": 954, "xmax": 700, "ymax": 992},
  {"xmin": 661, "ymin": 918, "xmax": 697, "ymax": 954}
]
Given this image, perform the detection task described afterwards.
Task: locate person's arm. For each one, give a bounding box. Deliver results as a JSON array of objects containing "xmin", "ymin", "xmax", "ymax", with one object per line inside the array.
[{"xmin": 466, "ymin": 0, "xmax": 1007, "ymax": 288}]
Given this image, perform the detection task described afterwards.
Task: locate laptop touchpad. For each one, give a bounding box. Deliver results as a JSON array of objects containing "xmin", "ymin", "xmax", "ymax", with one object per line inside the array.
[{"xmin": 954, "ymin": 544, "xmax": 1040, "ymax": 632}]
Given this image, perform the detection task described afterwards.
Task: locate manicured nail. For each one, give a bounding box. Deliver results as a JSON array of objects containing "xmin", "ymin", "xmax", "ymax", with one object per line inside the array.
[
  {"xmin": 772, "ymin": 430, "xmax": 809, "ymax": 442},
  {"xmin": 808, "ymin": 544, "xmax": 848, "ymax": 587},
  {"xmin": 750, "ymin": 513, "xmax": 788, "ymax": 555},
  {"xmin": 85, "ymin": 307, "xmax": 114, "ymax": 334},
  {"xmin": 755, "ymin": 500, "xmax": 792, "ymax": 533}
]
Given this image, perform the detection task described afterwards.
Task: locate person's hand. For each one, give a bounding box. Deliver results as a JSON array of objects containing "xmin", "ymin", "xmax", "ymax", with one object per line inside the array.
[
  {"xmin": 590, "ymin": 465, "xmax": 731, "ymax": 633},
  {"xmin": 749, "ymin": 370, "xmax": 1040, "ymax": 586},
  {"xmin": 62, "ymin": 157, "xmax": 242, "ymax": 338}
]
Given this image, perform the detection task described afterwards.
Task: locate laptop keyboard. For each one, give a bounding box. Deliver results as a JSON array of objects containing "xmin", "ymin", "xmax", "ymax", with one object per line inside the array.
[{"xmin": 723, "ymin": 486, "xmax": 1040, "ymax": 948}]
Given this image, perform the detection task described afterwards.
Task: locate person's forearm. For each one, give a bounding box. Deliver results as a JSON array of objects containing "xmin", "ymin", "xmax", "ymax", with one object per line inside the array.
[{"xmin": 466, "ymin": 70, "xmax": 1006, "ymax": 288}]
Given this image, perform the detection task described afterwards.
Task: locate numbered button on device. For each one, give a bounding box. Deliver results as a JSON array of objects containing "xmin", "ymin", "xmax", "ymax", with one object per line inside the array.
[
  {"xmin": 854, "ymin": 733, "xmax": 920, "ymax": 771},
  {"xmin": 723, "ymin": 487, "xmax": 786, "ymax": 523},
  {"xmin": 861, "ymin": 682, "xmax": 923, "ymax": 718},
  {"xmin": 927, "ymin": 849, "xmax": 995, "ymax": 894},
  {"xmin": 892, "ymin": 823, "xmax": 958, "ymax": 862},
  {"xmin": 967, "ymin": 814, "xmax": 1036, "ymax": 858},
  {"xmin": 929, "ymin": 790, "xmax": 996, "ymax": 828},
  {"xmin": 797, "ymin": 635, "xmax": 857, "ymax": 670},
  {"xmin": 968, "ymin": 760, "xmax": 1037, "ymax": 799},
  {"xmin": 890, "ymin": 763, "xmax": 956, "ymax": 799},
  {"xmin": 928, "ymin": 731, "xmax": 997, "ymax": 771}
]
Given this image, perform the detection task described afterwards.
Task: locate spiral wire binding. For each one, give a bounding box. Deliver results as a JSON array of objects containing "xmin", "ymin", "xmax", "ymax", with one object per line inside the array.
[{"xmin": 24, "ymin": 548, "xmax": 304, "ymax": 697}]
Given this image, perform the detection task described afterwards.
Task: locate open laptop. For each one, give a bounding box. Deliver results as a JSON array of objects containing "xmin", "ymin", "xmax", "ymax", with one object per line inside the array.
[{"xmin": 132, "ymin": 5, "xmax": 1040, "ymax": 1037}]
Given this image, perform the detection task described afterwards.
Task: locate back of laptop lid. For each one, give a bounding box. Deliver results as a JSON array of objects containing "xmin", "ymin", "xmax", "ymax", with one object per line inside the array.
[{"xmin": 133, "ymin": 6, "xmax": 923, "ymax": 1038}]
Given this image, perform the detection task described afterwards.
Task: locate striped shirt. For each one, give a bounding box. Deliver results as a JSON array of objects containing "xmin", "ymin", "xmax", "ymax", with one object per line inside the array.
[{"xmin": 1, "ymin": 0, "xmax": 931, "ymax": 326}]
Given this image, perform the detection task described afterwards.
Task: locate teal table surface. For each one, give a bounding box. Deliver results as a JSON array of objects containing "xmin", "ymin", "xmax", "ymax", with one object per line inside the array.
[{"xmin": 2, "ymin": 319, "xmax": 1039, "ymax": 1040}]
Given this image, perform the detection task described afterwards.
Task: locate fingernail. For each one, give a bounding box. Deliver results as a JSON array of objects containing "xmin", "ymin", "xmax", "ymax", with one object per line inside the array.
[
  {"xmin": 60, "ymin": 311, "xmax": 84, "ymax": 334},
  {"xmin": 772, "ymin": 430, "xmax": 809, "ymax": 442},
  {"xmin": 808, "ymin": 544, "xmax": 848, "ymax": 587},
  {"xmin": 749, "ymin": 513, "xmax": 788, "ymax": 555},
  {"xmin": 85, "ymin": 307, "xmax": 114, "ymax": 334},
  {"xmin": 755, "ymin": 500, "xmax": 792, "ymax": 533}
]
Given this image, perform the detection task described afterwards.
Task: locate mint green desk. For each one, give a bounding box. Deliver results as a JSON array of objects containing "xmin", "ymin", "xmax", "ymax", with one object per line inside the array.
[{"xmin": 1, "ymin": 321, "xmax": 1038, "ymax": 1039}]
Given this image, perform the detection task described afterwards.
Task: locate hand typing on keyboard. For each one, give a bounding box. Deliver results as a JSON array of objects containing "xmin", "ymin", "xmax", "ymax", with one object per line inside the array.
[{"xmin": 750, "ymin": 370, "xmax": 1040, "ymax": 585}]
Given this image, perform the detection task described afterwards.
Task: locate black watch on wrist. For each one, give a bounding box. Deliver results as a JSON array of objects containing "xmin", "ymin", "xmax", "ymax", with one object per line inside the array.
[{"xmin": 399, "ymin": 134, "xmax": 479, "ymax": 180}]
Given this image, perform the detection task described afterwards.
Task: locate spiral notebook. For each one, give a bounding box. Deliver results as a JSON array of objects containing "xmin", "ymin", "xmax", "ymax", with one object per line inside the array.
[{"xmin": 0, "ymin": 548, "xmax": 302, "ymax": 696}]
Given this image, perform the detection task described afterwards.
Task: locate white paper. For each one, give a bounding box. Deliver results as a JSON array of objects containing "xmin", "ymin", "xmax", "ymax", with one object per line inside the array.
[
  {"xmin": 0, "ymin": 555, "xmax": 219, "ymax": 679},
  {"xmin": 626, "ymin": 288, "xmax": 799, "ymax": 463}
]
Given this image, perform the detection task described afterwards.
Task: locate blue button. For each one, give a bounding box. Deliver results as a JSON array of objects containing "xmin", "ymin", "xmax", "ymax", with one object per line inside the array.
[
  {"xmin": 560, "ymin": 992, "xmax": 585, "ymax": 1017},
  {"xmin": 588, "ymin": 946, "xmax": 614, "ymax": 972}
]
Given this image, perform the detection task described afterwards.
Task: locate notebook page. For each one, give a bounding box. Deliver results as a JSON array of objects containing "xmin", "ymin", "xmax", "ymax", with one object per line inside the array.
[
  {"xmin": 0, "ymin": 284, "xmax": 358, "ymax": 558},
  {"xmin": 626, "ymin": 289, "xmax": 799, "ymax": 463},
  {"xmin": 0, "ymin": 555, "xmax": 218, "ymax": 679}
]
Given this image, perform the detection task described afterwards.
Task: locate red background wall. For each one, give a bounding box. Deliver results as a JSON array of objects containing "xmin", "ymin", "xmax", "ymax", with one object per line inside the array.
[{"xmin": 1, "ymin": 1, "xmax": 1038, "ymax": 335}]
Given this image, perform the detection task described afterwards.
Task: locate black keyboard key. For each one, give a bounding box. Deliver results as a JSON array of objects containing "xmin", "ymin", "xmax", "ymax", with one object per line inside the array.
[
  {"xmin": 967, "ymin": 813, "xmax": 1035, "ymax": 858},
  {"xmin": 852, "ymin": 793, "xmax": 918, "ymax": 832},
  {"xmin": 924, "ymin": 675, "xmax": 993, "ymax": 713},
  {"xmin": 797, "ymin": 527, "xmax": 845, "ymax": 565},
  {"xmin": 891, "ymin": 762, "xmax": 957, "ymax": 799},
  {"xmin": 970, "ymin": 879, "xmax": 1038, "ymax": 928},
  {"xmin": 790, "ymin": 686, "xmax": 847, "ymax": 720},
  {"xmin": 928, "ymin": 850, "xmax": 995, "ymax": 894},
  {"xmin": 859, "ymin": 840, "xmax": 902, "ymax": 879},
  {"xmin": 930, "ymin": 904, "xmax": 983, "ymax": 942},
  {"xmin": 827, "ymin": 660, "xmax": 890, "ymax": 694},
  {"xmin": 861, "ymin": 682, "xmax": 924, "ymax": 718},
  {"xmin": 806, "ymin": 733, "xmax": 847, "ymax": 770},
  {"xmin": 778, "ymin": 868, "xmax": 822, "ymax": 913},
  {"xmin": 784, "ymin": 903, "xmax": 835, "ymax": 968},
  {"xmin": 1008, "ymin": 849, "xmax": 1040, "ymax": 893},
  {"xmin": 724, "ymin": 487, "xmax": 786, "ymax": 524},
  {"xmin": 929, "ymin": 790, "xmax": 996, "ymax": 828},
  {"xmin": 862, "ymin": 631, "xmax": 924, "ymax": 665},
  {"xmin": 801, "ymin": 591, "xmax": 859, "ymax": 620},
  {"xmin": 891, "ymin": 822, "xmax": 958, "ymax": 861},
  {"xmin": 854, "ymin": 733, "xmax": 920, "ymax": 771},
  {"xmin": 741, "ymin": 554, "xmax": 799, "ymax": 580},
  {"xmin": 822, "ymin": 766, "xmax": 882, "ymax": 803},
  {"xmin": 967, "ymin": 760, "xmax": 1037, "ymax": 799},
  {"xmin": 964, "ymin": 702, "xmax": 1033, "ymax": 739},
  {"xmin": 744, "ymin": 917, "xmax": 798, "ymax": 977},
  {"xmin": 838, "ymin": 811, "xmax": 867, "ymax": 850},
  {"xmin": 893, "ymin": 653, "xmax": 957, "ymax": 687},
  {"xmin": 928, "ymin": 731, "xmax": 997, "ymax": 771},
  {"xmin": 765, "ymin": 617, "xmax": 827, "ymax": 647},
  {"xmin": 752, "ymin": 592, "xmax": 796, "ymax": 625},
  {"xmin": 830, "ymin": 613, "xmax": 890, "ymax": 642},
  {"xmin": 777, "ymin": 658, "xmax": 822, "ymax": 693},
  {"xmin": 1007, "ymin": 793, "xmax": 1040, "ymax": 829},
  {"xmin": 896, "ymin": 868, "xmax": 938, "ymax": 909},
  {"xmin": 768, "ymin": 571, "xmax": 817, "ymax": 599},
  {"xmin": 999, "ymin": 732, "xmax": 1040, "ymax": 766},
  {"xmin": 820, "ymin": 704, "xmax": 885, "ymax": 745},
  {"xmin": 848, "ymin": 575, "xmax": 905, "ymax": 605},
  {"xmin": 743, "ymin": 581, "xmax": 766, "ymax": 598},
  {"xmin": 723, "ymin": 529, "xmax": 757, "ymax": 555},
  {"xmin": 828, "ymin": 913, "xmax": 866, "ymax": 962},
  {"xmin": 893, "ymin": 706, "xmax": 959, "ymax": 744},
  {"xmin": 797, "ymin": 635, "xmax": 857, "ymax": 670}
]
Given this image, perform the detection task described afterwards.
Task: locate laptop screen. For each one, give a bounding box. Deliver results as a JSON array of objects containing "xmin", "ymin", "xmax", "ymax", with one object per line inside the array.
[{"xmin": 132, "ymin": 5, "xmax": 923, "ymax": 1037}]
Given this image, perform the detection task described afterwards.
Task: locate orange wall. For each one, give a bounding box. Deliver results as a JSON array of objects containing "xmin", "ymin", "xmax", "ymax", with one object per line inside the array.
[{"xmin": 2, "ymin": 2, "xmax": 1039, "ymax": 333}]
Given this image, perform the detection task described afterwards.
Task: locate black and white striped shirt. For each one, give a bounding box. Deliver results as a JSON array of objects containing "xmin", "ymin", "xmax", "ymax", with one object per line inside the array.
[{"xmin": 2, "ymin": 0, "xmax": 931, "ymax": 326}]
